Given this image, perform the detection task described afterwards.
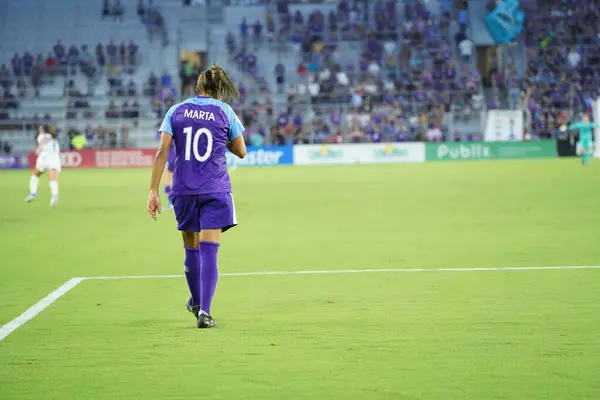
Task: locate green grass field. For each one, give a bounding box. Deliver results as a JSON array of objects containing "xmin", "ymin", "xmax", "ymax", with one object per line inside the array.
[{"xmin": 1, "ymin": 160, "xmax": 599, "ymax": 399}]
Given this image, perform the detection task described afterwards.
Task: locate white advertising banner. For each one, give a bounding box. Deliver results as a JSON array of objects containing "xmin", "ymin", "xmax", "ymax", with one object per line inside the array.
[
  {"xmin": 293, "ymin": 143, "xmax": 425, "ymax": 165},
  {"xmin": 484, "ymin": 110, "xmax": 524, "ymax": 141}
]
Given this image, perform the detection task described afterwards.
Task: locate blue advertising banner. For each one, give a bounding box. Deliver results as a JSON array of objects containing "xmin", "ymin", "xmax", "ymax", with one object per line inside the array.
[
  {"xmin": 484, "ymin": 0, "xmax": 524, "ymax": 43},
  {"xmin": 226, "ymin": 146, "xmax": 294, "ymax": 167},
  {"xmin": 0, "ymin": 155, "xmax": 28, "ymax": 169}
]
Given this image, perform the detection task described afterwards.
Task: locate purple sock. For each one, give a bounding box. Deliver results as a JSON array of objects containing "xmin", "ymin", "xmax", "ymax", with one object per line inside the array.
[
  {"xmin": 164, "ymin": 185, "xmax": 172, "ymax": 204},
  {"xmin": 184, "ymin": 246, "xmax": 201, "ymax": 307},
  {"xmin": 200, "ymin": 241, "xmax": 220, "ymax": 315}
]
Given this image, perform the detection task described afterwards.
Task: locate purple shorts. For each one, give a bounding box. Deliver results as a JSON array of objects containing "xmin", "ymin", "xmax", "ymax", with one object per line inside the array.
[{"xmin": 172, "ymin": 192, "xmax": 237, "ymax": 232}]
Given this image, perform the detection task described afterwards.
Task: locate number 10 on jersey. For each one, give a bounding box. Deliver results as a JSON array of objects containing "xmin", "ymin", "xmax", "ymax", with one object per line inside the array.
[{"xmin": 184, "ymin": 126, "xmax": 213, "ymax": 162}]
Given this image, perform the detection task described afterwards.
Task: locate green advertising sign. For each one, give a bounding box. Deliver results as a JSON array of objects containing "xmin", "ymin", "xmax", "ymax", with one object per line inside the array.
[{"xmin": 426, "ymin": 141, "xmax": 557, "ymax": 161}]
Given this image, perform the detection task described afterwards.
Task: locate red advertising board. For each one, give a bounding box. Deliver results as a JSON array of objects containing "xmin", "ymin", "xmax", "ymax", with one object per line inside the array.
[{"xmin": 28, "ymin": 149, "xmax": 156, "ymax": 169}]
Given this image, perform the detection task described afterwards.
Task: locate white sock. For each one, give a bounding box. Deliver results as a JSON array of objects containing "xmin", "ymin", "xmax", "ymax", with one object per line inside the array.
[
  {"xmin": 29, "ymin": 175, "xmax": 39, "ymax": 195},
  {"xmin": 49, "ymin": 180, "xmax": 59, "ymax": 197}
]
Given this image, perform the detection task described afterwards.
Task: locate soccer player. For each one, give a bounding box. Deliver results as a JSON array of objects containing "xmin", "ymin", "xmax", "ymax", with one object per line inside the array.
[
  {"xmin": 147, "ymin": 63, "xmax": 247, "ymax": 329},
  {"xmin": 25, "ymin": 124, "xmax": 61, "ymax": 207},
  {"xmin": 560, "ymin": 114, "xmax": 599, "ymax": 166}
]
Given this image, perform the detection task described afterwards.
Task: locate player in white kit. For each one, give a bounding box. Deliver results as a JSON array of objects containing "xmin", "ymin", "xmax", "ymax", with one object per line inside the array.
[{"xmin": 25, "ymin": 125, "xmax": 61, "ymax": 207}]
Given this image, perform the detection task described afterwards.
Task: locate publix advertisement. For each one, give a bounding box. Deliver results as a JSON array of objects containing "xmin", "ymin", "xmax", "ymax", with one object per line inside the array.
[
  {"xmin": 294, "ymin": 143, "xmax": 425, "ymax": 165},
  {"xmin": 426, "ymin": 141, "xmax": 557, "ymax": 161}
]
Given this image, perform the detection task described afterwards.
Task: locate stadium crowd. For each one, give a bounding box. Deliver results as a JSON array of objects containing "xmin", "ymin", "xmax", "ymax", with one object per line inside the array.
[
  {"xmin": 500, "ymin": 0, "xmax": 600, "ymax": 138},
  {"xmin": 221, "ymin": 0, "xmax": 484, "ymax": 144}
]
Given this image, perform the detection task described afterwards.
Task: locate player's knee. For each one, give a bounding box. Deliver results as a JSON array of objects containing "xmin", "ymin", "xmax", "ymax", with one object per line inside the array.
[
  {"xmin": 181, "ymin": 231, "xmax": 200, "ymax": 248},
  {"xmin": 200, "ymin": 229, "xmax": 221, "ymax": 244}
]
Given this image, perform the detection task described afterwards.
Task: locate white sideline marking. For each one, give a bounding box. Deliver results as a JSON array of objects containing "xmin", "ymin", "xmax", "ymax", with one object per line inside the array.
[
  {"xmin": 1, "ymin": 266, "xmax": 599, "ymax": 342},
  {"xmin": 84, "ymin": 265, "xmax": 600, "ymax": 280},
  {"xmin": 0, "ymin": 278, "xmax": 83, "ymax": 342}
]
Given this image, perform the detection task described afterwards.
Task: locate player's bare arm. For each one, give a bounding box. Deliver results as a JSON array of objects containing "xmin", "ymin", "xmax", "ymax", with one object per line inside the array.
[
  {"xmin": 227, "ymin": 135, "xmax": 247, "ymax": 159},
  {"xmin": 147, "ymin": 131, "xmax": 173, "ymax": 220},
  {"xmin": 35, "ymin": 134, "xmax": 44, "ymax": 155}
]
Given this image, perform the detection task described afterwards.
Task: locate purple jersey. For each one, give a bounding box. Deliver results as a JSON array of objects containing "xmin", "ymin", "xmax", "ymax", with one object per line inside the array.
[
  {"xmin": 159, "ymin": 96, "xmax": 245, "ymax": 195},
  {"xmin": 166, "ymin": 142, "xmax": 176, "ymax": 172}
]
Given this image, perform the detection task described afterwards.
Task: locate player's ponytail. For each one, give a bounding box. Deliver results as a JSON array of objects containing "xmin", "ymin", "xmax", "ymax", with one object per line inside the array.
[
  {"xmin": 42, "ymin": 124, "xmax": 57, "ymax": 138},
  {"xmin": 196, "ymin": 63, "xmax": 239, "ymax": 104}
]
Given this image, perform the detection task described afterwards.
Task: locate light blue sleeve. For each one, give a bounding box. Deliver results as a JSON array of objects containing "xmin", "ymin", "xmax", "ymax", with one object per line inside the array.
[
  {"xmin": 159, "ymin": 105, "xmax": 178, "ymax": 136},
  {"xmin": 223, "ymin": 104, "xmax": 245, "ymax": 141}
]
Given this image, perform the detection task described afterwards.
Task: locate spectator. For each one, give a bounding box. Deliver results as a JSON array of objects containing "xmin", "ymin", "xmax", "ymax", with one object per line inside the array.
[
  {"xmin": 113, "ymin": 0, "xmax": 124, "ymax": 22},
  {"xmin": 128, "ymin": 80, "xmax": 137, "ymax": 96},
  {"xmin": 308, "ymin": 76, "xmax": 320, "ymax": 98},
  {"xmin": 11, "ymin": 54, "xmax": 22, "ymax": 76},
  {"xmin": 119, "ymin": 42, "xmax": 127, "ymax": 65},
  {"xmin": 275, "ymin": 63, "xmax": 285, "ymax": 93},
  {"xmin": 2, "ymin": 140, "xmax": 12, "ymax": 154},
  {"xmin": 128, "ymin": 40, "xmax": 138, "ymax": 66},
  {"xmin": 107, "ymin": 63, "xmax": 119, "ymax": 93},
  {"xmin": 253, "ymin": 20, "xmax": 263, "ymax": 45},
  {"xmin": 240, "ymin": 18, "xmax": 249, "ymax": 45},
  {"xmin": 297, "ymin": 63, "xmax": 308, "ymax": 76},
  {"xmin": 471, "ymin": 92, "xmax": 484, "ymax": 111},
  {"xmin": 66, "ymin": 100, "xmax": 78, "ymax": 119},
  {"xmin": 568, "ymin": 48, "xmax": 581, "ymax": 69},
  {"xmin": 152, "ymin": 93, "xmax": 163, "ymax": 117},
  {"xmin": 249, "ymin": 130, "xmax": 264, "ymax": 147},
  {"xmin": 456, "ymin": 1, "xmax": 468, "ymax": 30},
  {"xmin": 68, "ymin": 46, "xmax": 79, "ymax": 73},
  {"xmin": 161, "ymin": 70, "xmax": 172, "ymax": 88},
  {"xmin": 80, "ymin": 45, "xmax": 96, "ymax": 78},
  {"xmin": 130, "ymin": 100, "xmax": 140, "ymax": 119},
  {"xmin": 3, "ymin": 89, "xmax": 18, "ymax": 109},
  {"xmin": 368, "ymin": 60, "xmax": 381, "ymax": 77},
  {"xmin": 266, "ymin": 12, "xmax": 275, "ymax": 45},
  {"xmin": 146, "ymin": 72, "xmax": 158, "ymax": 96},
  {"xmin": 96, "ymin": 43, "xmax": 106, "ymax": 67},
  {"xmin": 459, "ymin": 37, "xmax": 474, "ymax": 64},
  {"xmin": 137, "ymin": 0, "xmax": 145, "ymax": 18},
  {"xmin": 454, "ymin": 28, "xmax": 467, "ymax": 48},
  {"xmin": 107, "ymin": 40, "xmax": 117, "ymax": 65},
  {"xmin": 45, "ymin": 53, "xmax": 57, "ymax": 75},
  {"xmin": 121, "ymin": 101, "xmax": 130, "ymax": 118},
  {"xmin": 106, "ymin": 101, "xmax": 119, "ymax": 118},
  {"xmin": 328, "ymin": 10, "xmax": 337, "ymax": 36},
  {"xmin": 54, "ymin": 40, "xmax": 66, "ymax": 60},
  {"xmin": 425, "ymin": 123, "xmax": 443, "ymax": 142},
  {"xmin": 180, "ymin": 61, "xmax": 195, "ymax": 96},
  {"xmin": 335, "ymin": 67, "xmax": 349, "ymax": 87},
  {"xmin": 95, "ymin": 125, "xmax": 107, "ymax": 148},
  {"xmin": 22, "ymin": 52, "xmax": 34, "ymax": 76},
  {"xmin": 108, "ymin": 131, "xmax": 118, "ymax": 148},
  {"xmin": 0, "ymin": 65, "xmax": 10, "ymax": 89},
  {"xmin": 226, "ymin": 32, "xmax": 236, "ymax": 56},
  {"xmin": 102, "ymin": 0, "xmax": 111, "ymax": 19}
]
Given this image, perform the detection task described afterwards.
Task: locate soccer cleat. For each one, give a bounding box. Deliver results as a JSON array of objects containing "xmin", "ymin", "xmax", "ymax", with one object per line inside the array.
[
  {"xmin": 197, "ymin": 312, "xmax": 216, "ymax": 329},
  {"xmin": 25, "ymin": 194, "xmax": 36, "ymax": 203},
  {"xmin": 186, "ymin": 296, "xmax": 200, "ymax": 319},
  {"xmin": 50, "ymin": 196, "xmax": 58, "ymax": 207}
]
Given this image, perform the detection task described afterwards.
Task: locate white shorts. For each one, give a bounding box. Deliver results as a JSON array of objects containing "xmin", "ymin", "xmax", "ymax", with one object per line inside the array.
[{"xmin": 36, "ymin": 155, "xmax": 62, "ymax": 172}]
